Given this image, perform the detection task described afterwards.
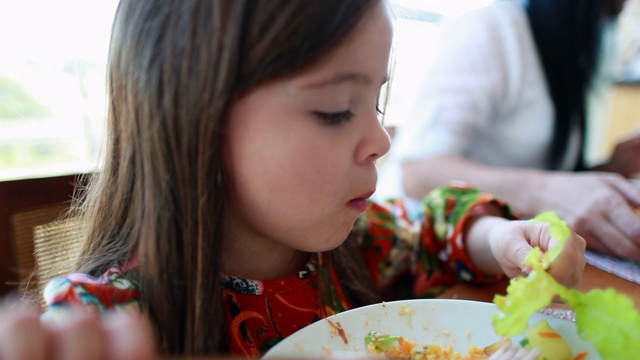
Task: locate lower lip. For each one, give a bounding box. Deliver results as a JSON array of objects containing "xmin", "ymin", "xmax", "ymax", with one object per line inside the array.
[{"xmin": 347, "ymin": 199, "xmax": 367, "ymax": 212}]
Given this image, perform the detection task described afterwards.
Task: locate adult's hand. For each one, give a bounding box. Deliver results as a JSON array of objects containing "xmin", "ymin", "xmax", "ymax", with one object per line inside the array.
[
  {"xmin": 593, "ymin": 134, "xmax": 640, "ymax": 178},
  {"xmin": 0, "ymin": 300, "xmax": 157, "ymax": 360},
  {"xmin": 534, "ymin": 171, "xmax": 640, "ymax": 260}
]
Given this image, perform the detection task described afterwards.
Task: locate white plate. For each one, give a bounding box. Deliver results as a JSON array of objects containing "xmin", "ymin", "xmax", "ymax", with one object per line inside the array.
[{"xmin": 263, "ymin": 299, "xmax": 599, "ymax": 359}]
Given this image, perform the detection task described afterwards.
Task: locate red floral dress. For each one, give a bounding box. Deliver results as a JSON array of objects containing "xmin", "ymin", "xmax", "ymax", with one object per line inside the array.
[{"xmin": 42, "ymin": 185, "xmax": 516, "ymax": 356}]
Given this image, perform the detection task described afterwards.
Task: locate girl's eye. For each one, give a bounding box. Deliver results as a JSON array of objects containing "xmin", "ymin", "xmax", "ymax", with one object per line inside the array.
[
  {"xmin": 313, "ymin": 110, "xmax": 354, "ymax": 125},
  {"xmin": 376, "ymin": 105, "xmax": 384, "ymax": 116}
]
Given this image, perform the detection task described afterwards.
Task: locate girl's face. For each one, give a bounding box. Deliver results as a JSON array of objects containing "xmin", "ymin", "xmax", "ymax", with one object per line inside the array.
[{"xmin": 223, "ymin": 2, "xmax": 392, "ymax": 275}]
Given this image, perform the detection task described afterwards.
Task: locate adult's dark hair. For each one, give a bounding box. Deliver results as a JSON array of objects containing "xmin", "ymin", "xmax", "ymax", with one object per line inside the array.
[
  {"xmin": 72, "ymin": 0, "xmax": 380, "ymax": 355},
  {"xmin": 526, "ymin": 0, "xmax": 608, "ymax": 170}
]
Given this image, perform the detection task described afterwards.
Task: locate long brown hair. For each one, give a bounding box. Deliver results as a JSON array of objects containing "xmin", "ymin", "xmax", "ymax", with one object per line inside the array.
[{"xmin": 72, "ymin": 0, "xmax": 381, "ymax": 355}]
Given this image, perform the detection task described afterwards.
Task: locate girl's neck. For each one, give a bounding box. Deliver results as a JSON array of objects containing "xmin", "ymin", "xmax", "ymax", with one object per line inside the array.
[{"xmin": 221, "ymin": 235, "xmax": 310, "ymax": 280}]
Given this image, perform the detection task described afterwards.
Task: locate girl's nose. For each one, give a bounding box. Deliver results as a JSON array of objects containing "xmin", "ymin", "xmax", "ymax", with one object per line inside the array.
[{"xmin": 356, "ymin": 116, "xmax": 391, "ymax": 165}]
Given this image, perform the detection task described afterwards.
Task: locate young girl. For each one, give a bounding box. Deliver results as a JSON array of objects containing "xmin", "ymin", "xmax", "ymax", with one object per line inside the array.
[{"xmin": 0, "ymin": 0, "xmax": 585, "ymax": 358}]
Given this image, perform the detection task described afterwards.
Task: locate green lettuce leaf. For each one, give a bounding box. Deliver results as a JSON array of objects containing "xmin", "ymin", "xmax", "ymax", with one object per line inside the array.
[
  {"xmin": 567, "ymin": 288, "xmax": 640, "ymax": 358},
  {"xmin": 492, "ymin": 211, "xmax": 640, "ymax": 358},
  {"xmin": 493, "ymin": 267, "xmax": 564, "ymax": 336},
  {"xmin": 365, "ymin": 331, "xmax": 401, "ymax": 351},
  {"xmin": 532, "ymin": 211, "xmax": 571, "ymax": 268}
]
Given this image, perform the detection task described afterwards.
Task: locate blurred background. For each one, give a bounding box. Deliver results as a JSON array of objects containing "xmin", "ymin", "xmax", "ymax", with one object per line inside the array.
[
  {"xmin": 0, "ymin": 0, "xmax": 117, "ymax": 180},
  {"xmin": 1, "ymin": 0, "xmax": 639, "ymax": 181}
]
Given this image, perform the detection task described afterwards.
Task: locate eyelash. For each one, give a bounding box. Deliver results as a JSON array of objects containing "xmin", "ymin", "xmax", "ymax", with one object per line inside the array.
[
  {"xmin": 314, "ymin": 110, "xmax": 355, "ymax": 125},
  {"xmin": 314, "ymin": 105, "xmax": 385, "ymax": 126}
]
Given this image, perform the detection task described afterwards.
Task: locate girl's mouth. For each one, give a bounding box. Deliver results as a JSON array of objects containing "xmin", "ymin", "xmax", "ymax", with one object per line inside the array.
[
  {"xmin": 347, "ymin": 198, "xmax": 368, "ymax": 212},
  {"xmin": 347, "ymin": 191, "xmax": 374, "ymax": 212}
]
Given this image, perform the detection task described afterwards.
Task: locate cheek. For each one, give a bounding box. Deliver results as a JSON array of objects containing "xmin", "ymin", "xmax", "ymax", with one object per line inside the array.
[
  {"xmin": 263, "ymin": 142, "xmax": 344, "ymax": 205},
  {"xmin": 228, "ymin": 142, "xmax": 353, "ymax": 249},
  {"xmin": 228, "ymin": 133, "xmax": 331, "ymax": 194}
]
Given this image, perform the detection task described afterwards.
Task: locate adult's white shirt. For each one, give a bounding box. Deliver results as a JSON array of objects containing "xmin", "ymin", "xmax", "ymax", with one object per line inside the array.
[{"xmin": 376, "ymin": 0, "xmax": 581, "ymax": 203}]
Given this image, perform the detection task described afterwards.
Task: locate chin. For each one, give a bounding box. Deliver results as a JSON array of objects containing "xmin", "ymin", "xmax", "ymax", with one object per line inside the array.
[
  {"xmin": 328, "ymin": 223, "xmax": 355, "ymax": 250},
  {"xmin": 302, "ymin": 237, "xmax": 346, "ymax": 253},
  {"xmin": 301, "ymin": 228, "xmax": 351, "ymax": 253},
  {"xmin": 300, "ymin": 216, "xmax": 358, "ymax": 252},
  {"xmin": 324, "ymin": 238, "xmax": 349, "ymax": 252}
]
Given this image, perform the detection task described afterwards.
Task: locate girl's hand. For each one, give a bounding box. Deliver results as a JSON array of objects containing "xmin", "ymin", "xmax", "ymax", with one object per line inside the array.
[
  {"xmin": 487, "ymin": 219, "xmax": 586, "ymax": 288},
  {"xmin": 0, "ymin": 300, "xmax": 157, "ymax": 360},
  {"xmin": 467, "ymin": 216, "xmax": 586, "ymax": 288}
]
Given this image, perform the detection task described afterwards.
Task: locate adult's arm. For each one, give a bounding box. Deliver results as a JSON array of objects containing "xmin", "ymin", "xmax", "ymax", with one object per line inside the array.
[{"xmin": 402, "ymin": 154, "xmax": 640, "ymax": 260}]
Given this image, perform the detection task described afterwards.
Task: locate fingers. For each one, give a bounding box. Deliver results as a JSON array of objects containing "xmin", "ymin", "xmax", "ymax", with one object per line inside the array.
[
  {"xmin": 0, "ymin": 299, "xmax": 157, "ymax": 360},
  {"xmin": 47, "ymin": 310, "xmax": 106, "ymax": 360},
  {"xmin": 487, "ymin": 218, "xmax": 586, "ymax": 288},
  {"xmin": 606, "ymin": 175, "xmax": 640, "ymax": 210},
  {"xmin": 488, "ymin": 220, "xmax": 548, "ymax": 279},
  {"xmin": 573, "ymin": 195, "xmax": 640, "ymax": 260},
  {"xmin": 607, "ymin": 136, "xmax": 640, "ymax": 177},
  {"xmin": 104, "ymin": 311, "xmax": 157, "ymax": 360},
  {"xmin": 557, "ymin": 176, "xmax": 640, "ymax": 260},
  {"xmin": 0, "ymin": 302, "xmax": 48, "ymax": 360},
  {"xmin": 488, "ymin": 343, "xmax": 540, "ymax": 360},
  {"xmin": 517, "ymin": 221, "xmax": 585, "ymax": 288},
  {"xmin": 46, "ymin": 309, "xmax": 157, "ymax": 360},
  {"xmin": 579, "ymin": 217, "xmax": 640, "ymax": 260},
  {"xmin": 547, "ymin": 231, "xmax": 586, "ymax": 288}
]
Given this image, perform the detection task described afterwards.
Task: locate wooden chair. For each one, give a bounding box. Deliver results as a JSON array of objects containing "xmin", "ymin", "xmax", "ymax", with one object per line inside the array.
[
  {"xmin": 10, "ymin": 203, "xmax": 71, "ymax": 293},
  {"xmin": 33, "ymin": 218, "xmax": 84, "ymax": 307},
  {"xmin": 0, "ymin": 174, "xmax": 84, "ymax": 297}
]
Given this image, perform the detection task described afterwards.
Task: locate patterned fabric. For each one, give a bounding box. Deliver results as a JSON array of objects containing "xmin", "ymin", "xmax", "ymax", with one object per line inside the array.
[
  {"xmin": 42, "ymin": 266, "xmax": 142, "ymax": 319},
  {"xmin": 42, "ymin": 185, "xmax": 517, "ymax": 356}
]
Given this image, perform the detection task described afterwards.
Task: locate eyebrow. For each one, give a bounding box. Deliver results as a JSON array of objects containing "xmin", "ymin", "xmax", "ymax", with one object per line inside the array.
[{"xmin": 302, "ymin": 72, "xmax": 388, "ymax": 89}]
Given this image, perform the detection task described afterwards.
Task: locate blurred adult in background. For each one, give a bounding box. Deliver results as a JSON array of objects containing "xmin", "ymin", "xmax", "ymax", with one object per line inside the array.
[{"xmin": 377, "ymin": 0, "xmax": 640, "ymax": 260}]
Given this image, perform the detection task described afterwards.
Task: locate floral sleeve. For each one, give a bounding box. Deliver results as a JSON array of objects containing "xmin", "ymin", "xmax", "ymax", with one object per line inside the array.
[
  {"xmin": 41, "ymin": 264, "xmax": 143, "ymax": 321},
  {"xmin": 350, "ymin": 183, "xmax": 518, "ymax": 300}
]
